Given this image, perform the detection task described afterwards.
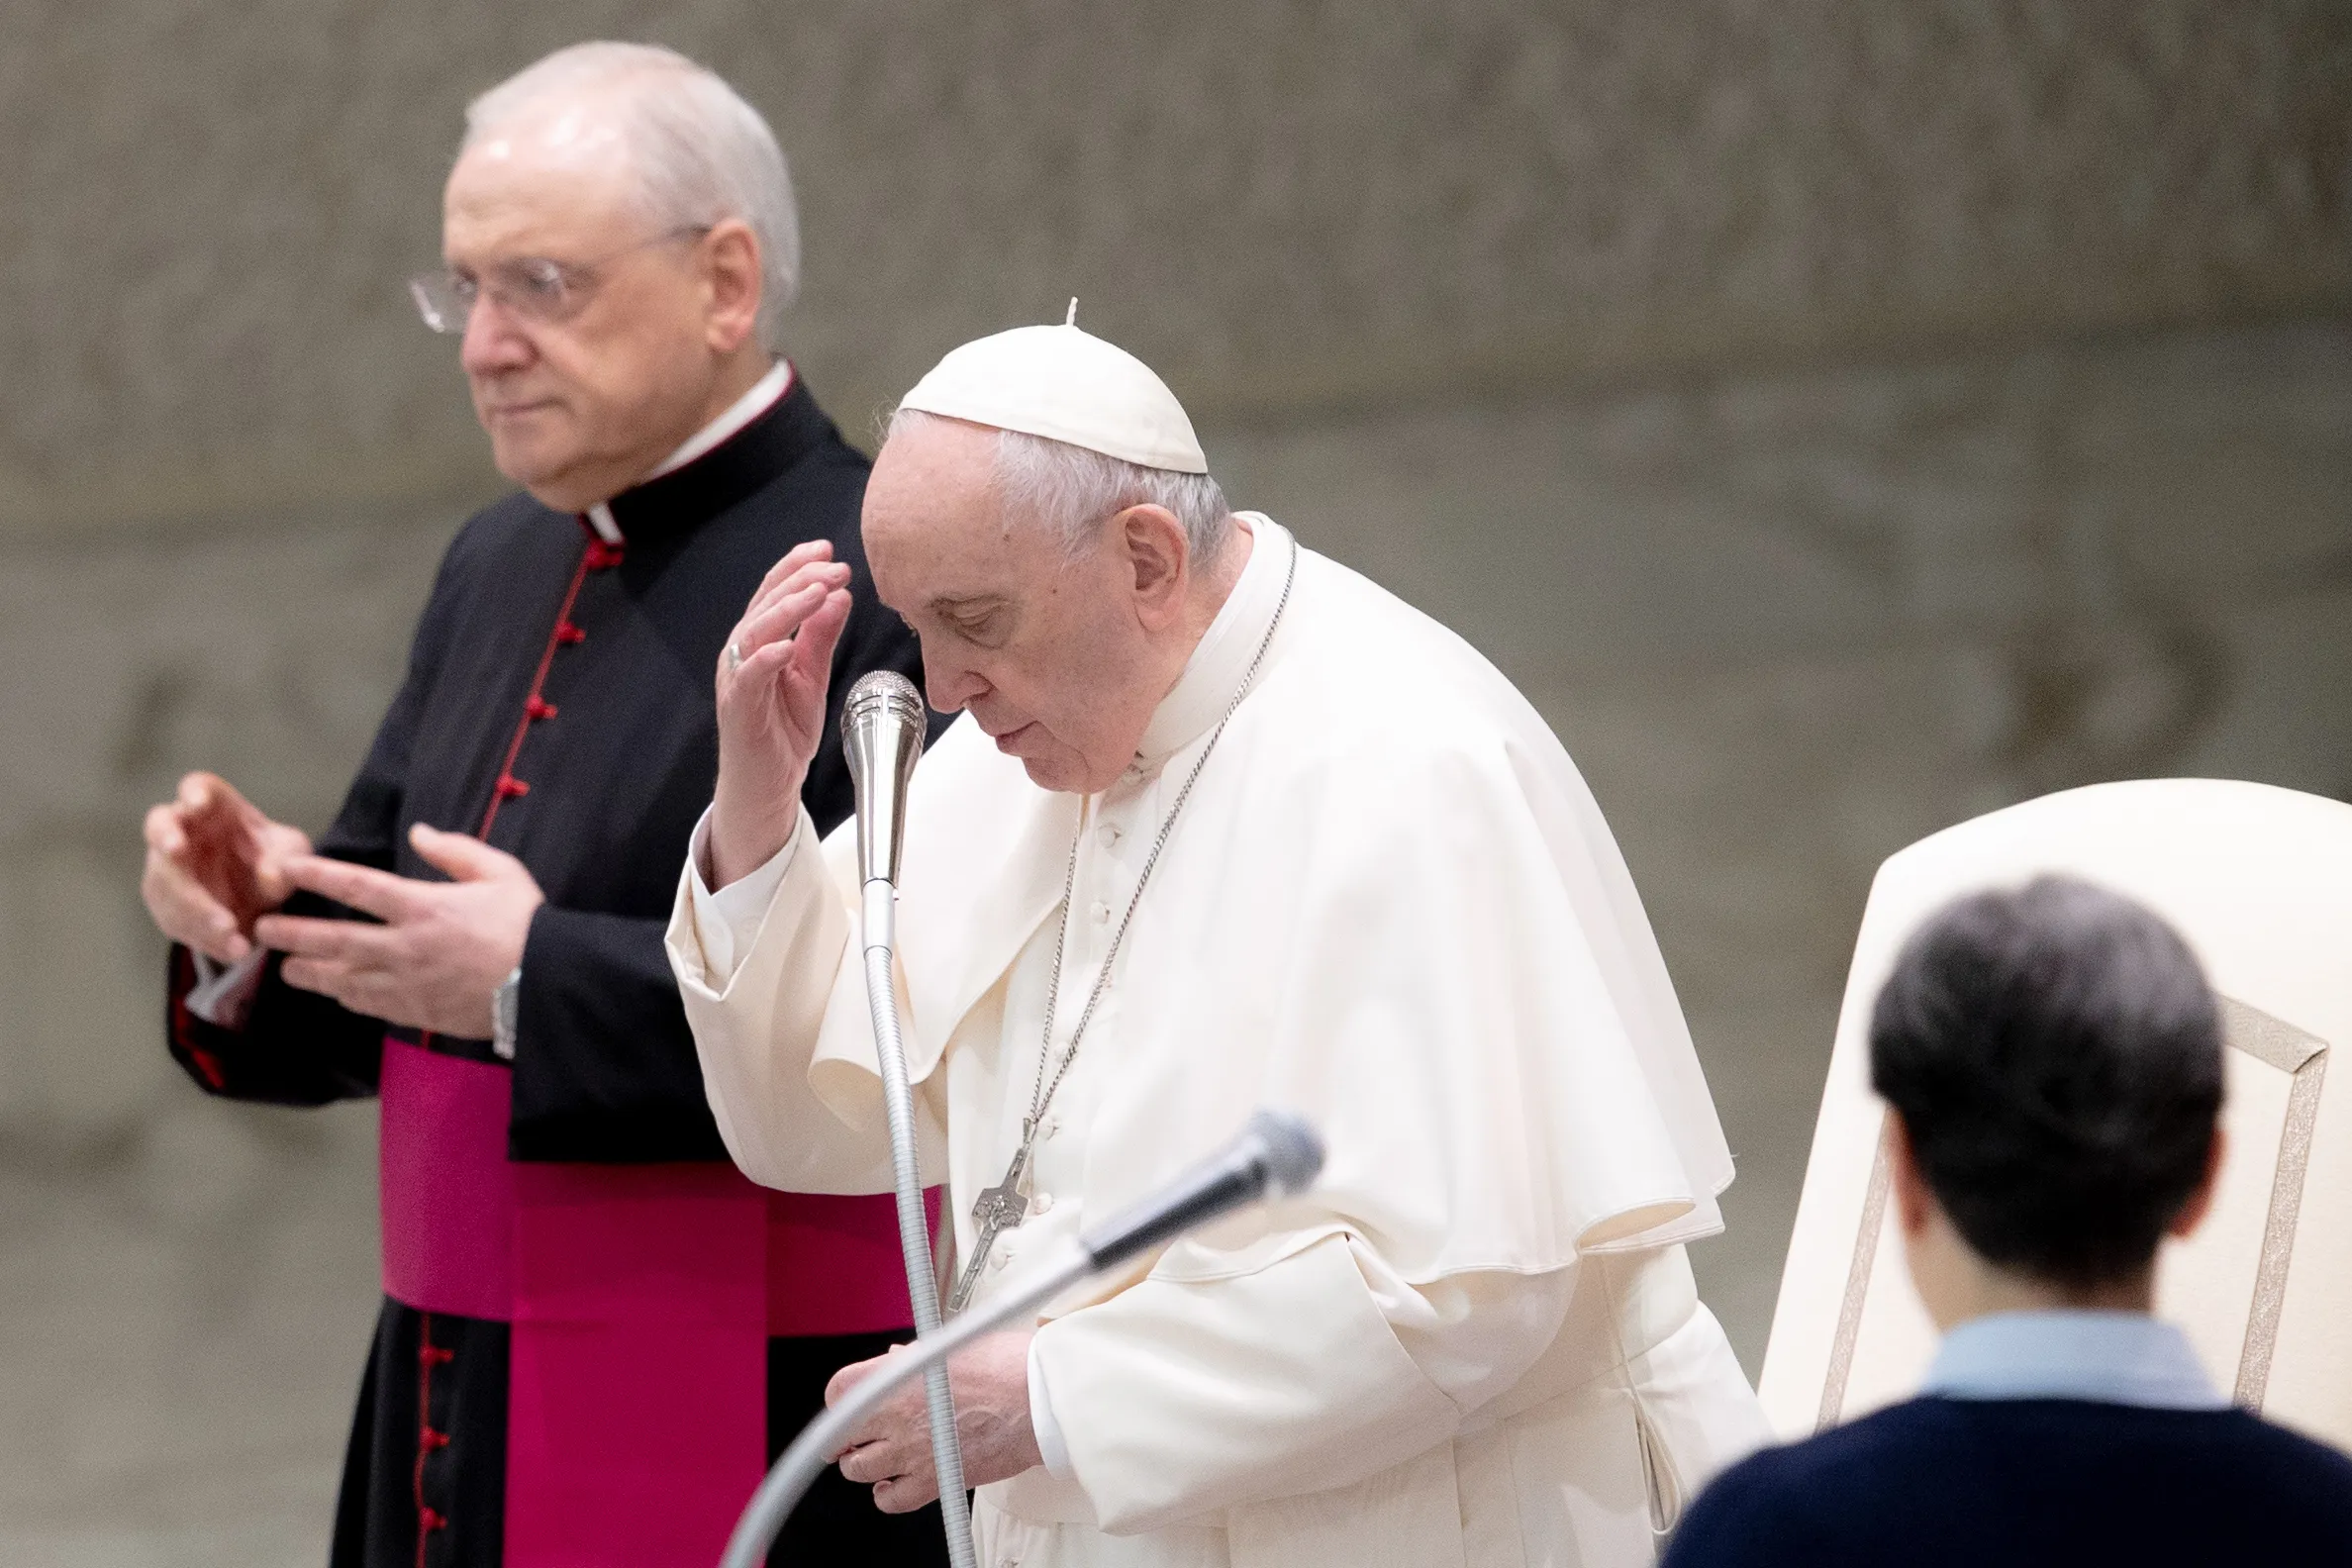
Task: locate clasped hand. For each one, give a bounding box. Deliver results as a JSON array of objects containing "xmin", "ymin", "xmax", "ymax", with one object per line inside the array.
[
  {"xmin": 825, "ymin": 1329, "xmax": 1044, "ymax": 1512},
  {"xmin": 142, "ymin": 771, "xmax": 543, "ymax": 1038}
]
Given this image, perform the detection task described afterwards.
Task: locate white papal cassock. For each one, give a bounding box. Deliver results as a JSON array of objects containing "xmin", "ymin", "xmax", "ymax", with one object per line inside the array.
[{"xmin": 667, "ymin": 515, "xmax": 1767, "ymax": 1568}]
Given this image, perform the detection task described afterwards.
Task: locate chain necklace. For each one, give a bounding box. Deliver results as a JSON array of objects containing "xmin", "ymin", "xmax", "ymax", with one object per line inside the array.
[{"xmin": 946, "ymin": 536, "xmax": 1299, "ymax": 1313}]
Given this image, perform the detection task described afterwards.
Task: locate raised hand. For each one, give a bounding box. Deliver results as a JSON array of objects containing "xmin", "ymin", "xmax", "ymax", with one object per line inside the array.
[
  {"xmin": 256, "ymin": 824, "xmax": 544, "ymax": 1037},
  {"xmin": 708, "ymin": 539, "xmax": 854, "ymax": 887},
  {"xmin": 141, "ymin": 771, "xmax": 314, "ymax": 962}
]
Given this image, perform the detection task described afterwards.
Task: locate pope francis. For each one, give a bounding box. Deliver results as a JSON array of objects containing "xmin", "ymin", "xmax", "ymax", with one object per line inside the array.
[{"xmin": 666, "ymin": 316, "xmax": 1768, "ymax": 1567}]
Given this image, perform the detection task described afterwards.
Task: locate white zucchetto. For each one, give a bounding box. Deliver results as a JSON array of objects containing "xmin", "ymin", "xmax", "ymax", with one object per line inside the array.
[{"xmin": 897, "ymin": 311, "xmax": 1210, "ymax": 474}]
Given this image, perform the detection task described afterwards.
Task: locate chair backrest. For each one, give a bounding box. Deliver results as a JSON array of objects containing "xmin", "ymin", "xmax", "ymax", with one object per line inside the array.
[{"xmin": 1758, "ymin": 779, "xmax": 2352, "ymax": 1447}]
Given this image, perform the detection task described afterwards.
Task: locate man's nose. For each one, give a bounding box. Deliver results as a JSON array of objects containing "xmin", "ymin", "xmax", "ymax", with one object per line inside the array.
[
  {"xmin": 921, "ymin": 647, "xmax": 981, "ymax": 715},
  {"xmin": 459, "ymin": 296, "xmax": 535, "ymax": 377}
]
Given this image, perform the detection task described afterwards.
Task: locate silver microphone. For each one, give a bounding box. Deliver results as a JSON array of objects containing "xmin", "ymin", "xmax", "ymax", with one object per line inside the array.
[{"xmin": 840, "ymin": 669, "xmax": 928, "ymax": 891}]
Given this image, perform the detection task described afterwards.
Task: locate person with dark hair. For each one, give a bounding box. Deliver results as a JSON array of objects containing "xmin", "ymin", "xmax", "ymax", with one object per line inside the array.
[{"xmin": 1665, "ymin": 874, "xmax": 2352, "ymax": 1567}]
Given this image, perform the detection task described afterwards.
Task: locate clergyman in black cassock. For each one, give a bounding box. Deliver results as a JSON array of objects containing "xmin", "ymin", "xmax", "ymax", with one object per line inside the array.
[{"xmin": 161, "ymin": 373, "xmax": 947, "ymax": 1568}]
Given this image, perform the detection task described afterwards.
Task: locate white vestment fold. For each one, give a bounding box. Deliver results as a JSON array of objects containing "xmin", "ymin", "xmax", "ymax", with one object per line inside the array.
[{"xmin": 668, "ymin": 517, "xmax": 1766, "ymax": 1566}]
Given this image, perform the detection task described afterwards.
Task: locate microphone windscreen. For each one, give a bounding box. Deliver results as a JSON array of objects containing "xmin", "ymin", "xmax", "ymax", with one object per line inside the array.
[
  {"xmin": 842, "ymin": 669, "xmax": 927, "ymax": 735},
  {"xmin": 1247, "ymin": 1110, "xmax": 1325, "ymax": 1197}
]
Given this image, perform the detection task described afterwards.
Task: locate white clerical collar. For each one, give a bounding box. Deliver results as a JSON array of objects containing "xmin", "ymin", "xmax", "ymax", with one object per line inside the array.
[
  {"xmin": 1133, "ymin": 513, "xmax": 1292, "ymax": 773},
  {"xmin": 583, "ymin": 360, "xmax": 795, "ymax": 543}
]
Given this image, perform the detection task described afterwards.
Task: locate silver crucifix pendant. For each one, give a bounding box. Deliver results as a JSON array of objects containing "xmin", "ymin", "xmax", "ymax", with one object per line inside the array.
[{"xmin": 946, "ymin": 1129, "xmax": 1034, "ymax": 1314}]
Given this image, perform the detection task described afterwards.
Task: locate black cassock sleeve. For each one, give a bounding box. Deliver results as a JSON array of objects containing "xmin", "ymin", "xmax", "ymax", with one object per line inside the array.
[
  {"xmin": 165, "ymin": 933, "xmax": 384, "ymax": 1106},
  {"xmin": 162, "ymin": 552, "xmax": 453, "ymax": 1106},
  {"xmin": 507, "ymin": 906, "xmax": 722, "ymax": 1161}
]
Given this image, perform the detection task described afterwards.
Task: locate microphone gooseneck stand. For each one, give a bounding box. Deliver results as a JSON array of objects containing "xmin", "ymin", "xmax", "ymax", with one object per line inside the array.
[
  {"xmin": 720, "ymin": 1110, "xmax": 1326, "ymax": 1568},
  {"xmin": 838, "ymin": 673, "xmax": 976, "ymax": 1568}
]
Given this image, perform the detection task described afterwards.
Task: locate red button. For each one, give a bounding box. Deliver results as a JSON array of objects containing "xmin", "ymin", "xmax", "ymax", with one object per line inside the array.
[
  {"xmin": 584, "ymin": 539, "xmax": 626, "ymax": 570},
  {"xmin": 422, "ymin": 1426, "xmax": 451, "ymax": 1450},
  {"xmin": 554, "ymin": 622, "xmax": 586, "ymax": 644},
  {"xmin": 494, "ymin": 776, "xmax": 531, "ymax": 800},
  {"xmin": 419, "ymin": 1345, "xmax": 454, "ymax": 1368},
  {"xmin": 421, "ymin": 1507, "xmax": 446, "ymax": 1531},
  {"xmin": 527, "ymin": 697, "xmax": 558, "ymax": 721}
]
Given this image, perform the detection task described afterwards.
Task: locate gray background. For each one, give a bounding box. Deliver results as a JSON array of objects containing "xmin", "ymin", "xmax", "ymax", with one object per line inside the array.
[{"xmin": 2, "ymin": 3, "xmax": 2346, "ymax": 1561}]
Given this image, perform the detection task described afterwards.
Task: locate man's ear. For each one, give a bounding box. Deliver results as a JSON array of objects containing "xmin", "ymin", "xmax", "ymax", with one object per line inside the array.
[
  {"xmin": 700, "ymin": 219, "xmax": 763, "ymax": 354},
  {"xmin": 1118, "ymin": 505, "xmax": 1190, "ymax": 629},
  {"xmin": 2166, "ymin": 1127, "xmax": 2228, "ymax": 1239},
  {"xmin": 1887, "ymin": 1111, "xmax": 1937, "ymax": 1241}
]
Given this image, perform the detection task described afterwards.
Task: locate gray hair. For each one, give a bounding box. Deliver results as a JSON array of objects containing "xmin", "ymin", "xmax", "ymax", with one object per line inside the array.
[
  {"xmin": 463, "ymin": 43, "xmax": 801, "ymax": 348},
  {"xmin": 889, "ymin": 410, "xmax": 1233, "ymax": 560}
]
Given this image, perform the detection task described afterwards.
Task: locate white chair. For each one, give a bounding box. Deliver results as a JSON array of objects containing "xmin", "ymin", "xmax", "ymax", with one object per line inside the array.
[{"xmin": 1757, "ymin": 779, "xmax": 2352, "ymax": 1449}]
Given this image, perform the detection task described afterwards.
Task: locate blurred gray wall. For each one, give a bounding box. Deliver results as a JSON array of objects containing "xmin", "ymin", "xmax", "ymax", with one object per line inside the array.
[{"xmin": 2, "ymin": 3, "xmax": 2346, "ymax": 1561}]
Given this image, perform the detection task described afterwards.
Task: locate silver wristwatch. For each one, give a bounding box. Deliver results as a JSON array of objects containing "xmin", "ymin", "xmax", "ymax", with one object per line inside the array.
[{"xmin": 491, "ymin": 966, "xmax": 523, "ymax": 1060}]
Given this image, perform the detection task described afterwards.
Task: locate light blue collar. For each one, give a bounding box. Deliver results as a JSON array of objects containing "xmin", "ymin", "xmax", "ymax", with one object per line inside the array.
[{"xmin": 1924, "ymin": 1311, "xmax": 2228, "ymax": 1410}]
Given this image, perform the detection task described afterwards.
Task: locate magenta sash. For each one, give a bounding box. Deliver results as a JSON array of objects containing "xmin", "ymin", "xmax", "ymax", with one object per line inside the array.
[{"xmin": 379, "ymin": 1038, "xmax": 916, "ymax": 1567}]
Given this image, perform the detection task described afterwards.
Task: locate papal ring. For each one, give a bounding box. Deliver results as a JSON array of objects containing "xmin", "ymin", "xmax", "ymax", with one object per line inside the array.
[{"xmin": 726, "ymin": 641, "xmax": 744, "ymax": 674}]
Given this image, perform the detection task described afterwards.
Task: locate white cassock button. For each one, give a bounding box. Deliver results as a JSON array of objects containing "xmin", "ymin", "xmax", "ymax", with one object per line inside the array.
[
  {"xmin": 1089, "ymin": 901, "xmax": 1110, "ymax": 925},
  {"xmin": 1097, "ymin": 824, "xmax": 1120, "ymax": 848},
  {"xmin": 1031, "ymin": 1191, "xmax": 1054, "ymax": 1215},
  {"xmin": 991, "ymin": 1248, "xmax": 1011, "ymax": 1271}
]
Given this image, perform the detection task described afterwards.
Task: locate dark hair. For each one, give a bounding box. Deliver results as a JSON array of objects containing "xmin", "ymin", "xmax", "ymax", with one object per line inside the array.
[{"xmin": 1869, "ymin": 875, "xmax": 2224, "ymax": 1288}]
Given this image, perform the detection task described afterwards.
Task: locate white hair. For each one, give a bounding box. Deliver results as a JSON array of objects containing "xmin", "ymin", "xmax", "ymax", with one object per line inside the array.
[
  {"xmin": 463, "ymin": 42, "xmax": 801, "ymax": 347},
  {"xmin": 889, "ymin": 410, "xmax": 1234, "ymax": 560}
]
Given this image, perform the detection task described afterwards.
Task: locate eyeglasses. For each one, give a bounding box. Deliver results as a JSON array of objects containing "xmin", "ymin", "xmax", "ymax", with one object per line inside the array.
[{"xmin": 409, "ymin": 226, "xmax": 710, "ymax": 335}]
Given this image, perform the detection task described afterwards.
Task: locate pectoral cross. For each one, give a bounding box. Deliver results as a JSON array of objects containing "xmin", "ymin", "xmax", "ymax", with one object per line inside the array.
[{"xmin": 946, "ymin": 1125, "xmax": 1036, "ymax": 1315}]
